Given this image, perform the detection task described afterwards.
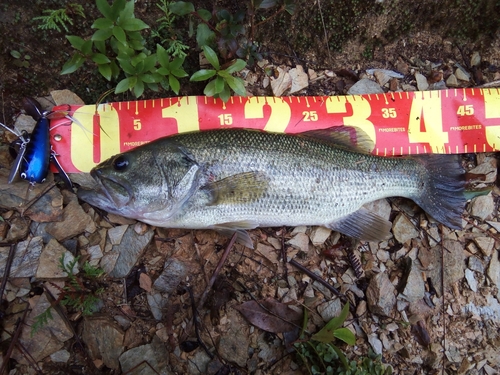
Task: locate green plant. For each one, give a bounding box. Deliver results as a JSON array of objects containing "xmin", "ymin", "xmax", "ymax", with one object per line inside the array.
[
  {"xmin": 190, "ymin": 45, "xmax": 246, "ymax": 102},
  {"xmin": 294, "ymin": 303, "xmax": 392, "ymax": 375},
  {"xmin": 10, "ymin": 50, "xmax": 30, "ymax": 68},
  {"xmin": 151, "ymin": 0, "xmax": 190, "ymax": 58},
  {"xmin": 33, "ymin": 3, "xmax": 85, "ymax": 33},
  {"xmin": 31, "ymin": 255, "xmax": 105, "ymax": 335}
]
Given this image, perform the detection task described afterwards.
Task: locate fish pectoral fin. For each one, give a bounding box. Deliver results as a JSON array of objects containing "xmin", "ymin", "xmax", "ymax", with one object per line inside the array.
[
  {"xmin": 211, "ymin": 220, "xmax": 259, "ymax": 249},
  {"xmin": 327, "ymin": 207, "xmax": 392, "ymax": 242},
  {"xmin": 203, "ymin": 171, "xmax": 269, "ymax": 206}
]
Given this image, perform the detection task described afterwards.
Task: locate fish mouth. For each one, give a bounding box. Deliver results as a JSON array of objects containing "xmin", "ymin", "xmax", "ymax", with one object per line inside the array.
[{"xmin": 78, "ymin": 169, "xmax": 134, "ymax": 211}]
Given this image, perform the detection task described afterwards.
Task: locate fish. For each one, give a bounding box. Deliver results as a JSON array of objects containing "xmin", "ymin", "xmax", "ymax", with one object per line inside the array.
[{"xmin": 77, "ymin": 128, "xmax": 466, "ymax": 247}]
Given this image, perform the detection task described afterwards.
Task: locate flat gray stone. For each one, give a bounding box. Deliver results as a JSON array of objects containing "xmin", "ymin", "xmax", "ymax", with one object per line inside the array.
[
  {"xmin": 465, "ymin": 269, "xmax": 478, "ymax": 292},
  {"xmin": 36, "ymin": 239, "xmax": 78, "ymax": 279},
  {"xmin": 400, "ymin": 260, "xmax": 425, "ymax": 303},
  {"xmin": 0, "ymin": 237, "xmax": 43, "ymax": 278},
  {"xmin": 392, "ymin": 213, "xmax": 419, "ymax": 244},
  {"xmin": 119, "ymin": 336, "xmax": 169, "ymax": 375},
  {"xmin": 46, "ymin": 200, "xmax": 95, "ymax": 241},
  {"xmin": 153, "ymin": 257, "xmax": 192, "ymax": 294},
  {"xmin": 426, "ymin": 240, "xmax": 465, "ymax": 295},
  {"xmin": 469, "ymin": 195, "xmax": 495, "ymax": 220},
  {"xmin": 317, "ymin": 298, "xmax": 342, "ymax": 322},
  {"xmin": 347, "ymin": 78, "xmax": 384, "ymax": 95},
  {"xmin": 415, "ymin": 73, "xmax": 429, "ymax": 91},
  {"xmin": 367, "ymin": 272, "xmax": 396, "ymax": 317},
  {"xmin": 82, "ymin": 316, "xmax": 125, "ymax": 369},
  {"xmin": 107, "ymin": 226, "xmax": 154, "ymax": 278}
]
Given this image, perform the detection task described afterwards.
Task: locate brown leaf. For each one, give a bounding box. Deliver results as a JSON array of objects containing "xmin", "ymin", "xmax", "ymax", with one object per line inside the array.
[
  {"xmin": 411, "ymin": 320, "xmax": 431, "ymax": 347},
  {"xmin": 234, "ymin": 297, "xmax": 302, "ymax": 333}
]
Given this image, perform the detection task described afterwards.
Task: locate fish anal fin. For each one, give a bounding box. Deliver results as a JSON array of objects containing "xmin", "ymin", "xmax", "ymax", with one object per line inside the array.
[
  {"xmin": 327, "ymin": 207, "xmax": 392, "ymax": 242},
  {"xmin": 204, "ymin": 171, "xmax": 269, "ymax": 205}
]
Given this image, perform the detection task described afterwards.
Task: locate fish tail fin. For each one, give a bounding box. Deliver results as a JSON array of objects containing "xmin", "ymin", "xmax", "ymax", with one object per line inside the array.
[{"xmin": 413, "ymin": 155, "xmax": 466, "ymax": 230}]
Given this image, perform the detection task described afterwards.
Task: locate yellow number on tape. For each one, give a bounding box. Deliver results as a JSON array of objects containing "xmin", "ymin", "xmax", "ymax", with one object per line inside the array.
[
  {"xmin": 244, "ymin": 97, "xmax": 291, "ymax": 132},
  {"xmin": 408, "ymin": 93, "xmax": 448, "ymax": 152},
  {"xmin": 485, "ymin": 91, "xmax": 500, "ymax": 151},
  {"xmin": 162, "ymin": 96, "xmax": 200, "ymax": 133}
]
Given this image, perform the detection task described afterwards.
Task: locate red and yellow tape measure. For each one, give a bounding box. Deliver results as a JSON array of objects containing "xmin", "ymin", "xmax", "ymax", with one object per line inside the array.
[{"xmin": 51, "ymin": 88, "xmax": 500, "ymax": 173}]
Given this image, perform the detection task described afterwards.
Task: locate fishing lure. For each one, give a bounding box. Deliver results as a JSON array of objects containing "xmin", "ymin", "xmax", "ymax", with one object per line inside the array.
[{"xmin": 1, "ymin": 98, "xmax": 73, "ymax": 187}]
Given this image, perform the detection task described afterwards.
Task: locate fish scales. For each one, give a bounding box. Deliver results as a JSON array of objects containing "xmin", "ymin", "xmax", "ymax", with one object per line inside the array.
[{"xmin": 78, "ymin": 129, "xmax": 465, "ymax": 245}]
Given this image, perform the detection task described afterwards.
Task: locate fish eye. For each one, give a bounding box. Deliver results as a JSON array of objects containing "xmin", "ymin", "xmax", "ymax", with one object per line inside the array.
[{"xmin": 113, "ymin": 155, "xmax": 129, "ymax": 171}]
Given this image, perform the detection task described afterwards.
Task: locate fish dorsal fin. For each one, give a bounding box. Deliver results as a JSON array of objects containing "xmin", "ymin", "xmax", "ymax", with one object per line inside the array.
[
  {"xmin": 301, "ymin": 125, "xmax": 374, "ymax": 154},
  {"xmin": 203, "ymin": 171, "xmax": 269, "ymax": 205},
  {"xmin": 327, "ymin": 207, "xmax": 392, "ymax": 241}
]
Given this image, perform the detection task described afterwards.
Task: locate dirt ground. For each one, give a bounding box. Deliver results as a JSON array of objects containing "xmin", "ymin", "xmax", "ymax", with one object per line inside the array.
[{"xmin": 1, "ymin": 0, "xmax": 500, "ymax": 374}]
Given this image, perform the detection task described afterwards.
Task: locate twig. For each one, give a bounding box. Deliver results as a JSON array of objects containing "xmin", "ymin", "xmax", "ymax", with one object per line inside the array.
[
  {"xmin": 0, "ymin": 244, "xmax": 16, "ymax": 299},
  {"xmin": 20, "ymin": 182, "xmax": 57, "ymax": 216},
  {"xmin": 186, "ymin": 285, "xmax": 214, "ymax": 359},
  {"xmin": 0, "ymin": 307, "xmax": 29, "ymax": 375},
  {"xmin": 316, "ymin": 0, "xmax": 332, "ymax": 66},
  {"xmin": 288, "ymin": 259, "xmax": 344, "ymax": 299},
  {"xmin": 280, "ymin": 228, "xmax": 290, "ymax": 287}
]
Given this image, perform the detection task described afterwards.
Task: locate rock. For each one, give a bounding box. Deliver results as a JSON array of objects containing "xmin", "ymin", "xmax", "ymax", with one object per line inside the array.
[
  {"xmin": 46, "ymin": 200, "xmax": 96, "ymax": 241},
  {"xmin": 218, "ymin": 311, "xmax": 250, "ymax": 367},
  {"xmin": 50, "ymin": 349, "xmax": 71, "ymax": 363},
  {"xmin": 309, "ymin": 227, "xmax": 331, "ymax": 246},
  {"xmin": 147, "ymin": 292, "xmax": 167, "ymax": 321},
  {"xmin": 347, "ymin": 78, "xmax": 384, "ymax": 95},
  {"xmin": 13, "ymin": 292, "xmax": 73, "ymax": 363},
  {"xmin": 50, "ymin": 89, "xmax": 85, "ymax": 105},
  {"xmin": 471, "ymin": 52, "xmax": 481, "ymax": 67},
  {"xmin": 446, "ymin": 74, "xmax": 459, "ymax": 87},
  {"xmin": 367, "ymin": 272, "xmax": 396, "ymax": 317},
  {"xmin": 465, "ymin": 269, "xmax": 478, "ymax": 292},
  {"xmin": 287, "ymin": 232, "xmax": 309, "ymax": 252},
  {"xmin": 400, "ymin": 260, "xmax": 425, "ymax": 303},
  {"xmin": 36, "ymin": 239, "xmax": 79, "ymax": 279},
  {"xmin": 0, "ymin": 236, "xmax": 43, "ymax": 278},
  {"xmin": 317, "ymin": 298, "xmax": 342, "ymax": 322},
  {"xmin": 13, "ymin": 114, "xmax": 36, "ymax": 133},
  {"xmin": 392, "ymin": 213, "xmax": 419, "ymax": 244},
  {"xmin": 289, "ymin": 65, "xmax": 309, "ymax": 94},
  {"xmin": 6, "ymin": 216, "xmax": 30, "ymax": 242},
  {"xmin": 368, "ymin": 334, "xmax": 383, "ymax": 355},
  {"xmin": 455, "ymin": 68, "xmax": 470, "ymax": 82},
  {"xmin": 153, "ymin": 257, "xmax": 192, "ymax": 294},
  {"xmin": 270, "ymin": 66, "xmax": 292, "ymax": 96},
  {"xmin": 108, "ymin": 225, "xmax": 128, "ymax": 245},
  {"xmin": 256, "ymin": 243, "xmax": 279, "ymax": 264},
  {"xmin": 487, "ymin": 251, "xmax": 500, "ymax": 299},
  {"xmin": 468, "ymin": 256, "xmax": 485, "ymax": 273},
  {"xmin": 469, "ymin": 194, "xmax": 495, "ymax": 220},
  {"xmin": 473, "ymin": 237, "xmax": 495, "ymax": 257},
  {"xmin": 374, "ymin": 70, "xmax": 391, "ymax": 86},
  {"xmin": 396, "ymin": 58, "xmax": 409, "ymax": 75},
  {"xmin": 119, "ymin": 336, "xmax": 169, "ymax": 375},
  {"xmin": 106, "ymin": 225, "xmax": 154, "ymax": 278},
  {"xmin": 415, "ymin": 73, "xmax": 429, "ymax": 91},
  {"xmin": 82, "ymin": 316, "xmax": 124, "ymax": 369},
  {"xmin": 468, "ymin": 156, "xmax": 497, "ymax": 183},
  {"xmin": 426, "ymin": 240, "xmax": 465, "ymax": 295},
  {"xmin": 363, "ymin": 199, "xmax": 391, "ymax": 221}
]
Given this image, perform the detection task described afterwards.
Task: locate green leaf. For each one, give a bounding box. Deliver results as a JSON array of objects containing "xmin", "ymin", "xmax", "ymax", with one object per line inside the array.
[
  {"xmin": 172, "ymin": 68, "xmax": 188, "ymax": 78},
  {"xmin": 110, "ymin": 0, "xmax": 127, "ymax": 21},
  {"xmin": 110, "ymin": 60, "xmax": 121, "ymax": 79},
  {"xmin": 284, "ymin": 0, "xmax": 296, "ymax": 15},
  {"xmin": 140, "ymin": 73, "xmax": 156, "ymax": 83},
  {"xmin": 256, "ymin": 0, "xmax": 277, "ymax": 9},
  {"xmin": 170, "ymin": 56, "xmax": 185, "ymax": 70},
  {"xmin": 92, "ymin": 53, "xmax": 111, "ymax": 64},
  {"xmin": 214, "ymin": 76, "xmax": 224, "ymax": 94},
  {"xmin": 156, "ymin": 67, "xmax": 170, "ymax": 76},
  {"xmin": 81, "ymin": 40, "xmax": 93, "ymax": 55},
  {"xmin": 225, "ymin": 59, "xmax": 246, "ymax": 73},
  {"xmin": 203, "ymin": 79, "xmax": 217, "ymax": 97},
  {"xmin": 98, "ymin": 63, "xmax": 112, "ymax": 81},
  {"xmin": 118, "ymin": 0, "xmax": 134, "ymax": 21},
  {"xmin": 96, "ymin": 0, "xmax": 113, "ymax": 19},
  {"xmin": 92, "ymin": 28, "xmax": 113, "ymax": 41},
  {"xmin": 219, "ymin": 83, "xmax": 231, "ymax": 102},
  {"xmin": 133, "ymin": 79, "xmax": 144, "ymax": 97},
  {"xmin": 311, "ymin": 302, "xmax": 350, "ymax": 343},
  {"xmin": 92, "ymin": 18, "xmax": 113, "ymax": 30},
  {"xmin": 197, "ymin": 8, "xmax": 212, "ymax": 21},
  {"xmin": 60, "ymin": 53, "xmax": 85, "ymax": 75},
  {"xmin": 190, "ymin": 69, "xmax": 216, "ymax": 81},
  {"xmin": 117, "ymin": 58, "xmax": 136, "ymax": 75},
  {"xmin": 10, "ymin": 50, "xmax": 21, "ymax": 59},
  {"xmin": 94, "ymin": 40, "xmax": 107, "ymax": 54},
  {"xmin": 168, "ymin": 1, "xmax": 195, "ymax": 16},
  {"xmin": 331, "ymin": 344, "xmax": 350, "ymax": 370},
  {"xmin": 120, "ymin": 18, "xmax": 149, "ymax": 31},
  {"xmin": 202, "ymin": 45, "xmax": 219, "ymax": 70},
  {"xmin": 156, "ymin": 44, "xmax": 170, "ymax": 67},
  {"xmin": 66, "ymin": 35, "xmax": 86, "ymax": 50},
  {"xmin": 224, "ymin": 76, "xmax": 246, "ymax": 96},
  {"xmin": 112, "ymin": 26, "xmax": 127, "ymax": 45},
  {"xmin": 196, "ymin": 23, "xmax": 215, "ymax": 48},
  {"xmin": 333, "ymin": 328, "xmax": 356, "ymax": 346},
  {"xmin": 116, "ymin": 77, "xmax": 131, "ymax": 93},
  {"xmin": 141, "ymin": 54, "xmax": 157, "ymax": 73},
  {"xmin": 169, "ymin": 75, "xmax": 180, "ymax": 94}
]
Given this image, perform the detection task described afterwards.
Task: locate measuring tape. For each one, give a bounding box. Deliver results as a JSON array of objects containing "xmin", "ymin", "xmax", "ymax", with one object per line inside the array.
[{"xmin": 51, "ymin": 88, "xmax": 500, "ymax": 173}]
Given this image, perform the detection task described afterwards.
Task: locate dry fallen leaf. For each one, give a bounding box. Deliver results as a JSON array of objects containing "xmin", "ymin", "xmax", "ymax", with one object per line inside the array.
[{"xmin": 234, "ymin": 297, "xmax": 302, "ymax": 333}]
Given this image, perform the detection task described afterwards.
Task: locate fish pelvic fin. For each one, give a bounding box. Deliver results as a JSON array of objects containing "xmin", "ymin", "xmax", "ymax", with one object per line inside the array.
[
  {"xmin": 211, "ymin": 220, "xmax": 258, "ymax": 248},
  {"xmin": 413, "ymin": 154, "xmax": 466, "ymax": 230},
  {"xmin": 327, "ymin": 207, "xmax": 392, "ymax": 242}
]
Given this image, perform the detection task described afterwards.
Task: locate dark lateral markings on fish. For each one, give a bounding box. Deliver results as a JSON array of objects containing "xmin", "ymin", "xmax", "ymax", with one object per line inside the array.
[{"xmin": 77, "ymin": 128, "xmax": 466, "ymax": 248}]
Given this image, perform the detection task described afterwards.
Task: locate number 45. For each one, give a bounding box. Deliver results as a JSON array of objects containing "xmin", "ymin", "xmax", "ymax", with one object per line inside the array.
[{"xmin": 457, "ymin": 105, "xmax": 474, "ymax": 116}]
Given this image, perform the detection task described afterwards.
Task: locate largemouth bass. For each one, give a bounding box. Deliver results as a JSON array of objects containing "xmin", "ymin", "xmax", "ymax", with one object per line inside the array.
[{"xmin": 77, "ymin": 129, "xmax": 465, "ymax": 246}]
